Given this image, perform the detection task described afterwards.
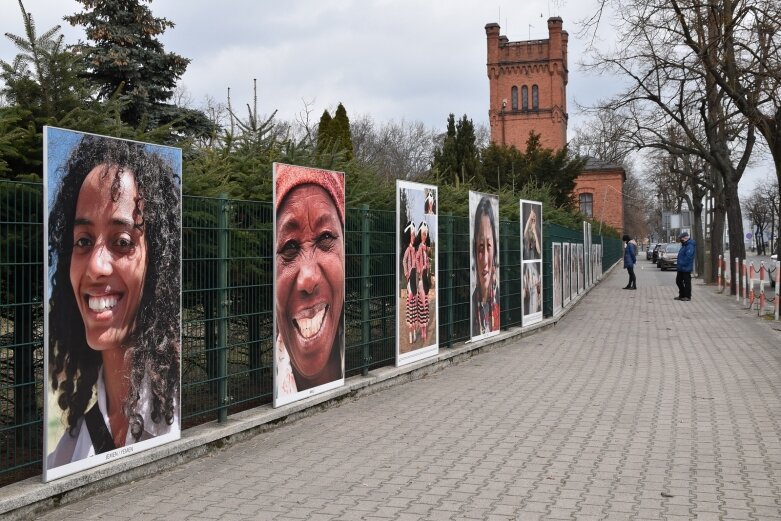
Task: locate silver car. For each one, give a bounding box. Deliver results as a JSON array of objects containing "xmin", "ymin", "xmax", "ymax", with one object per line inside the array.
[{"xmin": 658, "ymin": 243, "xmax": 681, "ymax": 271}]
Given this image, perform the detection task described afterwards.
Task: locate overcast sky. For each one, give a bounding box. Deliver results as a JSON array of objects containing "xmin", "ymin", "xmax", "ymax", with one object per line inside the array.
[{"xmin": 1, "ymin": 0, "xmax": 770, "ymax": 193}]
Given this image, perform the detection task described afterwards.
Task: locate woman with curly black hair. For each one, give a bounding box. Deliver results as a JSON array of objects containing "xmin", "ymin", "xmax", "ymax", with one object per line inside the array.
[{"xmin": 46, "ymin": 132, "xmax": 181, "ymax": 471}]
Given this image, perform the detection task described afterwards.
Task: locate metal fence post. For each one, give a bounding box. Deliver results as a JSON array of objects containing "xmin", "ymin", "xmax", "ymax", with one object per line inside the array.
[
  {"xmin": 446, "ymin": 212, "xmax": 454, "ymax": 348},
  {"xmin": 217, "ymin": 195, "xmax": 229, "ymax": 423},
  {"xmin": 361, "ymin": 205, "xmax": 372, "ymax": 376},
  {"xmin": 501, "ymin": 229, "xmax": 510, "ymax": 330}
]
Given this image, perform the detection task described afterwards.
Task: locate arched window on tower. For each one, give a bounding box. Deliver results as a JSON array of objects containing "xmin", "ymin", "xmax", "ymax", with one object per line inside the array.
[
  {"xmin": 511, "ymin": 86, "xmax": 518, "ymax": 110},
  {"xmin": 521, "ymin": 86, "xmax": 529, "ymax": 111},
  {"xmin": 532, "ymin": 85, "xmax": 539, "ymax": 110},
  {"xmin": 579, "ymin": 193, "xmax": 593, "ymax": 217}
]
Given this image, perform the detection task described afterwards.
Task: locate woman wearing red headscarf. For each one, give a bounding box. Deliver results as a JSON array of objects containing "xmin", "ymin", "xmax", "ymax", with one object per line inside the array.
[{"xmin": 274, "ymin": 164, "xmax": 345, "ymax": 402}]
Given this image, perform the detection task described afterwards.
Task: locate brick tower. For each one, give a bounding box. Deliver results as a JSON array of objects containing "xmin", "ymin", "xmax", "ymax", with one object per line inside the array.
[
  {"xmin": 485, "ymin": 18, "xmax": 625, "ymax": 233},
  {"xmin": 485, "ymin": 18, "xmax": 568, "ymax": 152}
]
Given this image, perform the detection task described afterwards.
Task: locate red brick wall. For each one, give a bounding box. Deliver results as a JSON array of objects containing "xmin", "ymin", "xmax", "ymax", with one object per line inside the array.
[{"xmin": 574, "ymin": 170, "xmax": 625, "ymax": 233}]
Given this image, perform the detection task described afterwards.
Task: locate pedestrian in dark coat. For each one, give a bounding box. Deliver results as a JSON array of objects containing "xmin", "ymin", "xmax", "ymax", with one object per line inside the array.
[
  {"xmin": 623, "ymin": 234, "xmax": 637, "ymax": 290},
  {"xmin": 675, "ymin": 231, "xmax": 696, "ymax": 301}
]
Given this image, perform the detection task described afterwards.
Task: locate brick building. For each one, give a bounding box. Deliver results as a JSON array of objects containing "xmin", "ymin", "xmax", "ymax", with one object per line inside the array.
[
  {"xmin": 574, "ymin": 158, "xmax": 626, "ymax": 232},
  {"xmin": 485, "ymin": 18, "xmax": 625, "ymax": 233}
]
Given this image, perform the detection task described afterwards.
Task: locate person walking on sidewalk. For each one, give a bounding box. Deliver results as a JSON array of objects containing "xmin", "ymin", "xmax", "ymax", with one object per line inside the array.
[
  {"xmin": 622, "ymin": 234, "xmax": 637, "ymax": 289},
  {"xmin": 675, "ymin": 231, "xmax": 696, "ymax": 301}
]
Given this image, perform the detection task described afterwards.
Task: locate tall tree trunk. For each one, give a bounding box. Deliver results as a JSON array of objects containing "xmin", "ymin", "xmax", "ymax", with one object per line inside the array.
[
  {"xmin": 688, "ymin": 178, "xmax": 706, "ymax": 279},
  {"xmin": 710, "ymin": 188, "xmax": 726, "ymax": 285},
  {"xmin": 692, "ymin": 210, "xmax": 705, "ymax": 278},
  {"xmin": 724, "ymin": 178, "xmax": 746, "ymax": 294},
  {"xmin": 776, "ymin": 161, "xmax": 781, "ymax": 257}
]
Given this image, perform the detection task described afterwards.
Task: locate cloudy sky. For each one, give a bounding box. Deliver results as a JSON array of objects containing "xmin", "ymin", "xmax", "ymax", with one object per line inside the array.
[
  {"xmin": 1, "ymin": 0, "xmax": 770, "ymax": 192},
  {"xmin": 0, "ymin": 1, "xmax": 619, "ymax": 128}
]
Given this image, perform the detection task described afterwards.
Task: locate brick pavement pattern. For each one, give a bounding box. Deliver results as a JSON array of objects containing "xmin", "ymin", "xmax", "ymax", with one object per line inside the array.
[{"xmin": 38, "ymin": 269, "xmax": 781, "ymax": 520}]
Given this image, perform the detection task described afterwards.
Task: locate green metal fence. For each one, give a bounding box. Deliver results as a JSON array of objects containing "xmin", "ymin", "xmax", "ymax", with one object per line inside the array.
[
  {"xmin": 0, "ymin": 181, "xmax": 44, "ymax": 486},
  {"xmin": 0, "ymin": 180, "xmax": 621, "ymax": 485}
]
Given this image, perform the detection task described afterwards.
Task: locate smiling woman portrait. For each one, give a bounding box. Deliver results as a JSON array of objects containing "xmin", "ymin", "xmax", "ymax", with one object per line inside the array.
[
  {"xmin": 273, "ymin": 163, "xmax": 345, "ymax": 406},
  {"xmin": 45, "ymin": 130, "xmax": 181, "ymax": 478}
]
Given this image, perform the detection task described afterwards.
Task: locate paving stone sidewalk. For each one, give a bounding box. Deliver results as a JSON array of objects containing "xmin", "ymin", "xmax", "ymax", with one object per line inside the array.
[{"xmin": 37, "ymin": 268, "xmax": 781, "ymax": 521}]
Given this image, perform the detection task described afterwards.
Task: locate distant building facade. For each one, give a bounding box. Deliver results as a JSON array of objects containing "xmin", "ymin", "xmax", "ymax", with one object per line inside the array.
[
  {"xmin": 485, "ymin": 18, "xmax": 625, "ymax": 233},
  {"xmin": 574, "ymin": 158, "xmax": 626, "ymax": 232}
]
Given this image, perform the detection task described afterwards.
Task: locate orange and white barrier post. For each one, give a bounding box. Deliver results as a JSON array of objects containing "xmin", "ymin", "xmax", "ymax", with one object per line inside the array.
[
  {"xmin": 740, "ymin": 259, "xmax": 748, "ymax": 306},
  {"xmin": 735, "ymin": 257, "xmax": 741, "ymax": 302},
  {"xmin": 725, "ymin": 256, "xmax": 730, "ymax": 288},
  {"xmin": 759, "ymin": 262, "xmax": 766, "ymax": 314},
  {"xmin": 773, "ymin": 261, "xmax": 781, "ymax": 320},
  {"xmin": 717, "ymin": 254, "xmax": 723, "ymax": 291},
  {"xmin": 748, "ymin": 262, "xmax": 756, "ymax": 309}
]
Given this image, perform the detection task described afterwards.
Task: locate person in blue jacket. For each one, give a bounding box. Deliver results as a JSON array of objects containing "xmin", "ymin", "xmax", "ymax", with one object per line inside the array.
[
  {"xmin": 622, "ymin": 234, "xmax": 637, "ymax": 289},
  {"xmin": 675, "ymin": 231, "xmax": 696, "ymax": 301}
]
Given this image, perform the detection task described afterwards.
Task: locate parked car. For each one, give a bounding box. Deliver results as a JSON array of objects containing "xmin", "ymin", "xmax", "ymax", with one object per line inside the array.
[
  {"xmin": 658, "ymin": 243, "xmax": 681, "ymax": 270},
  {"xmin": 646, "ymin": 245, "xmax": 654, "ymax": 260},
  {"xmin": 651, "ymin": 243, "xmax": 664, "ymax": 263}
]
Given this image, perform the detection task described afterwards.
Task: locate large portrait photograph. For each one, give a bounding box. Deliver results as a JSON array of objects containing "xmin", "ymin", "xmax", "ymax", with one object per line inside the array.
[
  {"xmin": 582, "ymin": 222, "xmax": 590, "ymax": 288},
  {"xmin": 521, "ymin": 201, "xmax": 542, "ymax": 262},
  {"xmin": 396, "ymin": 181, "xmax": 438, "ymax": 366},
  {"xmin": 571, "ymin": 242, "xmax": 579, "ymax": 296},
  {"xmin": 563, "ymin": 243, "xmax": 571, "ymax": 305},
  {"xmin": 596, "ymin": 243, "xmax": 602, "ymax": 278},
  {"xmin": 43, "ymin": 127, "xmax": 182, "ymax": 481},
  {"xmin": 552, "ymin": 243, "xmax": 562, "ymax": 315},
  {"xmin": 522, "ymin": 262, "xmax": 542, "ymax": 322},
  {"xmin": 585, "ymin": 222, "xmax": 593, "ymax": 286},
  {"xmin": 469, "ymin": 191, "xmax": 500, "ymax": 341},
  {"xmin": 273, "ymin": 163, "xmax": 345, "ymax": 407},
  {"xmin": 520, "ymin": 200, "xmax": 543, "ymax": 326}
]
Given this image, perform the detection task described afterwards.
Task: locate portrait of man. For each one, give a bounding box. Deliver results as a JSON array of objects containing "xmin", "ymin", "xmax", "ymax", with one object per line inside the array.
[
  {"xmin": 469, "ymin": 191, "xmax": 500, "ymax": 340},
  {"xmin": 273, "ymin": 163, "xmax": 345, "ymax": 407},
  {"xmin": 44, "ymin": 127, "xmax": 182, "ymax": 481}
]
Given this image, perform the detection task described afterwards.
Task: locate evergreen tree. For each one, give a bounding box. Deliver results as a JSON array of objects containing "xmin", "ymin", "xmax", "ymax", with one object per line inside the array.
[
  {"xmin": 0, "ymin": 0, "xmax": 115, "ymax": 179},
  {"xmin": 315, "ymin": 103, "xmax": 354, "ymax": 162},
  {"xmin": 1, "ymin": 0, "xmax": 85, "ymax": 119},
  {"xmin": 481, "ymin": 142, "xmax": 523, "ymax": 190},
  {"xmin": 431, "ymin": 114, "xmax": 480, "ymax": 185},
  {"xmin": 518, "ymin": 132, "xmax": 583, "ymax": 209},
  {"xmin": 65, "ymin": 0, "xmax": 190, "ymax": 128},
  {"xmin": 330, "ymin": 102, "xmax": 353, "ymax": 161},
  {"xmin": 432, "ymin": 114, "xmax": 458, "ymax": 180},
  {"xmin": 316, "ymin": 109, "xmax": 333, "ymax": 158},
  {"xmin": 455, "ymin": 114, "xmax": 480, "ymax": 184}
]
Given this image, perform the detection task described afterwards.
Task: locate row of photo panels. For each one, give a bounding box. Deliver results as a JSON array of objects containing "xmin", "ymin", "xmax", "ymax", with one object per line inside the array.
[
  {"xmin": 42, "ymin": 127, "xmax": 599, "ymax": 481},
  {"xmin": 551, "ymin": 241, "xmax": 603, "ymax": 316}
]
